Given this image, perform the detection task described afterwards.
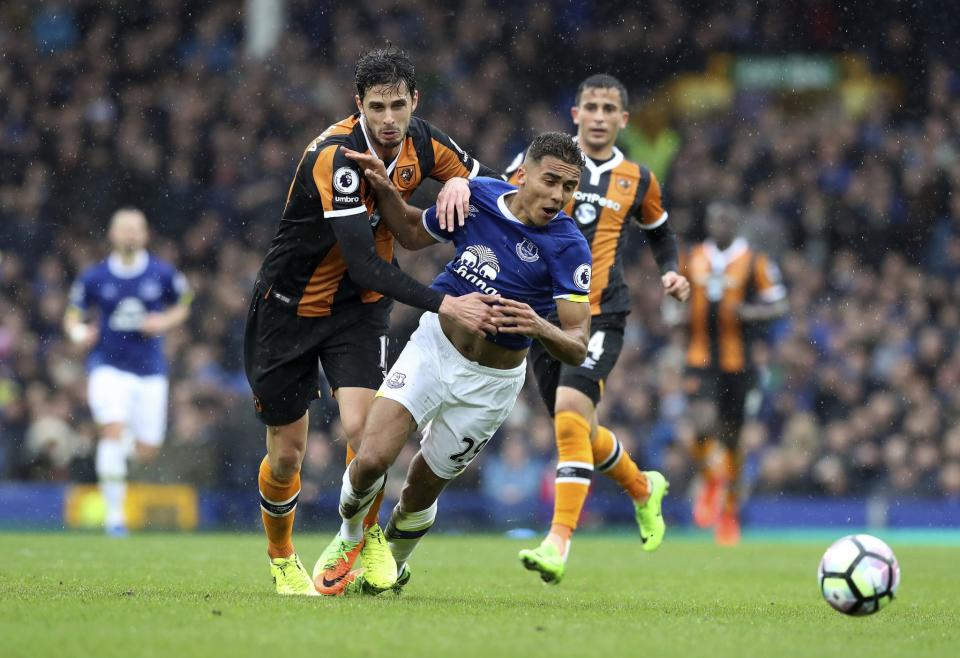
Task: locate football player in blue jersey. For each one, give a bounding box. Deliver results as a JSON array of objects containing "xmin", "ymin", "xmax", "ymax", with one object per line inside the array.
[
  {"xmin": 64, "ymin": 208, "xmax": 192, "ymax": 535},
  {"xmin": 314, "ymin": 132, "xmax": 592, "ymax": 594}
]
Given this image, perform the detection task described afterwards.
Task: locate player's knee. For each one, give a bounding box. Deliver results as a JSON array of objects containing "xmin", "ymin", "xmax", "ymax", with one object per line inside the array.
[
  {"xmin": 268, "ymin": 438, "xmax": 305, "ymax": 478},
  {"xmin": 554, "ymin": 386, "xmax": 595, "ymax": 420},
  {"xmin": 101, "ymin": 423, "xmax": 125, "ymax": 440},
  {"xmin": 340, "ymin": 413, "xmax": 366, "ymax": 450},
  {"xmin": 355, "ymin": 450, "xmax": 391, "ymax": 481},
  {"xmin": 272, "ymin": 452, "xmax": 302, "ymax": 479}
]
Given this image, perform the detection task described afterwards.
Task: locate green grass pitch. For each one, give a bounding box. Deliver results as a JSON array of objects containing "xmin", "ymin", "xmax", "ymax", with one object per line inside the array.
[{"xmin": 2, "ymin": 532, "xmax": 958, "ymax": 658}]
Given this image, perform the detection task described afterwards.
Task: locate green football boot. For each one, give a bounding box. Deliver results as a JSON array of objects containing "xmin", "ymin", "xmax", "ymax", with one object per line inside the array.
[
  {"xmin": 270, "ymin": 554, "xmax": 317, "ymax": 596},
  {"xmin": 518, "ymin": 539, "xmax": 565, "ymax": 584},
  {"xmin": 392, "ymin": 563, "xmax": 412, "ymax": 594},
  {"xmin": 312, "ymin": 532, "xmax": 364, "ymax": 595},
  {"xmin": 635, "ymin": 471, "xmax": 669, "ymax": 552},
  {"xmin": 360, "ymin": 524, "xmax": 398, "ymax": 592},
  {"xmin": 343, "ymin": 563, "xmax": 412, "ymax": 597}
]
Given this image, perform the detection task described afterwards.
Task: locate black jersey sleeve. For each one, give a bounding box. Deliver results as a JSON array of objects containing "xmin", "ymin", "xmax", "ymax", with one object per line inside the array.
[
  {"xmin": 329, "ymin": 215, "xmax": 445, "ymax": 313},
  {"xmin": 645, "ymin": 222, "xmax": 680, "ymax": 275}
]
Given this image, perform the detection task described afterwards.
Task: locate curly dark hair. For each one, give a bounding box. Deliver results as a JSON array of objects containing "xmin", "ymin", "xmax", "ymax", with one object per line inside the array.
[
  {"xmin": 355, "ymin": 45, "xmax": 417, "ymax": 101},
  {"xmin": 575, "ymin": 73, "xmax": 628, "ymax": 107},
  {"xmin": 525, "ymin": 132, "xmax": 584, "ymax": 169}
]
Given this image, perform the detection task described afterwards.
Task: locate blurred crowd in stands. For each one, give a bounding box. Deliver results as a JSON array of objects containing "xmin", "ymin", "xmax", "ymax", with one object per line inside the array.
[{"xmin": 3, "ymin": 0, "xmax": 960, "ymax": 511}]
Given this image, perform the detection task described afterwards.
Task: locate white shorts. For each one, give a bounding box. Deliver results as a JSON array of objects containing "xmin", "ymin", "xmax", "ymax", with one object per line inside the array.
[
  {"xmin": 377, "ymin": 312, "xmax": 526, "ymax": 480},
  {"xmin": 87, "ymin": 365, "xmax": 169, "ymax": 446}
]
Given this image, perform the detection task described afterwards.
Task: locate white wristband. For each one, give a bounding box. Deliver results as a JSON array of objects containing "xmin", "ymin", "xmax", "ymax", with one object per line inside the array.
[{"xmin": 69, "ymin": 324, "xmax": 90, "ymax": 344}]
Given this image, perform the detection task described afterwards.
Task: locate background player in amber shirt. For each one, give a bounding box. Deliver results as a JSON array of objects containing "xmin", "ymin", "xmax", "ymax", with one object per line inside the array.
[
  {"xmin": 507, "ymin": 75, "xmax": 689, "ymax": 584},
  {"xmin": 682, "ymin": 202, "xmax": 788, "ymax": 545},
  {"xmin": 246, "ymin": 47, "xmax": 501, "ymax": 595}
]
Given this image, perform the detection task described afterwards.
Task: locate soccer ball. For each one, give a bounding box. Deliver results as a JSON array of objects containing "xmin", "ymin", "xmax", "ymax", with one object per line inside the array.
[{"xmin": 818, "ymin": 534, "xmax": 900, "ymax": 616}]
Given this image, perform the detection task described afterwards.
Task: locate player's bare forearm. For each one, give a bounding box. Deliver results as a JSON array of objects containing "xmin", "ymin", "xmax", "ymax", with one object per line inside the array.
[
  {"xmin": 375, "ymin": 186, "xmax": 435, "ymax": 251},
  {"xmin": 738, "ymin": 298, "xmax": 788, "ymax": 322},
  {"xmin": 541, "ymin": 299, "xmax": 590, "ymax": 365},
  {"xmin": 493, "ymin": 298, "xmax": 589, "ymax": 365},
  {"xmin": 141, "ymin": 302, "xmax": 190, "ymax": 336},
  {"xmin": 537, "ymin": 317, "xmax": 589, "ymax": 366},
  {"xmin": 165, "ymin": 302, "xmax": 191, "ymax": 328}
]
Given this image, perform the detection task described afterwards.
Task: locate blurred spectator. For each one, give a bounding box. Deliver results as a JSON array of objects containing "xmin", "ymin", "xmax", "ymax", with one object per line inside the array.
[{"xmin": 481, "ymin": 440, "xmax": 546, "ymax": 525}]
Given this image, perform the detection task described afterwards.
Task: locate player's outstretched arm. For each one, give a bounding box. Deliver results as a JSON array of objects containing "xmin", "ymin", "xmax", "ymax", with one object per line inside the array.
[
  {"xmin": 140, "ymin": 300, "xmax": 191, "ymax": 336},
  {"xmin": 737, "ymin": 254, "xmax": 788, "ymax": 321},
  {"xmin": 738, "ymin": 297, "xmax": 789, "ymax": 322},
  {"xmin": 343, "ymin": 148, "xmax": 437, "ymax": 250},
  {"xmin": 492, "ymin": 298, "xmax": 590, "ymax": 366},
  {"xmin": 330, "ymin": 213, "xmax": 445, "ymax": 312},
  {"xmin": 329, "ymin": 197, "xmax": 497, "ymax": 333}
]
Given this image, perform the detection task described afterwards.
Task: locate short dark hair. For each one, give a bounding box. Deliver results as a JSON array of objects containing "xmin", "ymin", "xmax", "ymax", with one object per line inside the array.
[
  {"xmin": 355, "ymin": 46, "xmax": 417, "ymax": 101},
  {"xmin": 525, "ymin": 132, "xmax": 584, "ymax": 169},
  {"xmin": 575, "ymin": 73, "xmax": 628, "ymax": 107}
]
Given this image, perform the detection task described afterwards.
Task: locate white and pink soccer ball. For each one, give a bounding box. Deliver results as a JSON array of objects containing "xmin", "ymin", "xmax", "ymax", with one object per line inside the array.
[{"xmin": 818, "ymin": 534, "xmax": 900, "ymax": 616}]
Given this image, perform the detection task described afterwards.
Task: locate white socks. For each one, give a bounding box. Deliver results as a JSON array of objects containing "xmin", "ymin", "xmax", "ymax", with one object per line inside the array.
[
  {"xmin": 96, "ymin": 439, "xmax": 128, "ymax": 529},
  {"xmin": 384, "ymin": 502, "xmax": 438, "ymax": 570},
  {"xmin": 338, "ymin": 466, "xmax": 385, "ymax": 542}
]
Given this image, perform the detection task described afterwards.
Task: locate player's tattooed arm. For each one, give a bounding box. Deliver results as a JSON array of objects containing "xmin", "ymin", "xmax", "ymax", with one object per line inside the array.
[
  {"xmin": 343, "ymin": 148, "xmax": 438, "ymax": 250},
  {"xmin": 492, "ymin": 298, "xmax": 590, "ymax": 366}
]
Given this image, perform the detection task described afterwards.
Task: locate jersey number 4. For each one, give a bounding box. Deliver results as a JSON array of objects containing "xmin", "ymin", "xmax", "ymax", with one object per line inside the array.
[{"xmin": 581, "ymin": 330, "xmax": 606, "ymax": 369}]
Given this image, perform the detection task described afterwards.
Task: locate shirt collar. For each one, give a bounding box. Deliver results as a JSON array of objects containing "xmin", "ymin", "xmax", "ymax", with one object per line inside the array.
[{"xmin": 107, "ymin": 250, "xmax": 149, "ymax": 278}]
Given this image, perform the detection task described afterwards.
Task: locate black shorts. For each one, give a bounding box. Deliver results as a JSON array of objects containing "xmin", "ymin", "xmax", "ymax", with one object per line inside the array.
[
  {"xmin": 686, "ymin": 367, "xmax": 754, "ymax": 428},
  {"xmin": 243, "ymin": 281, "xmax": 391, "ymax": 426},
  {"xmin": 531, "ymin": 314, "xmax": 626, "ymax": 414}
]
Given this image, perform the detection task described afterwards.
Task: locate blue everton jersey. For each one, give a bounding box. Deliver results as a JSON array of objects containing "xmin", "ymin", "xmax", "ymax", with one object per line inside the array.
[
  {"xmin": 69, "ymin": 251, "xmax": 189, "ymax": 376},
  {"xmin": 423, "ymin": 177, "xmax": 592, "ymax": 350}
]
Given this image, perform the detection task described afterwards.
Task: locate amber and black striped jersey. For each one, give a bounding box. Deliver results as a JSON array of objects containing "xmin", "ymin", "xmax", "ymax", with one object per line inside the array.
[
  {"xmin": 683, "ymin": 238, "xmax": 786, "ymax": 373},
  {"xmin": 506, "ymin": 146, "xmax": 667, "ymax": 316},
  {"xmin": 258, "ymin": 113, "xmax": 496, "ymax": 317}
]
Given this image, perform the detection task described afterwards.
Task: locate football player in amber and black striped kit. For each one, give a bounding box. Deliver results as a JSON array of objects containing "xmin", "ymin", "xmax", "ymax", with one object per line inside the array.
[
  {"xmin": 245, "ymin": 47, "xmax": 502, "ymax": 595},
  {"xmin": 507, "ymin": 75, "xmax": 690, "ymax": 584},
  {"xmin": 682, "ymin": 202, "xmax": 787, "ymax": 545}
]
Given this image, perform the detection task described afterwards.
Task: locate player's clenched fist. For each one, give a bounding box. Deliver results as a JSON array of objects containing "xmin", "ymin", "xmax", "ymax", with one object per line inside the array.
[{"xmin": 662, "ymin": 271, "xmax": 690, "ymax": 302}]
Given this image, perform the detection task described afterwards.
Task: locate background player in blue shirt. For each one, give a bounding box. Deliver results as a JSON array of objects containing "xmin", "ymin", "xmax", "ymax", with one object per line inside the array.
[
  {"xmin": 314, "ymin": 132, "xmax": 592, "ymax": 594},
  {"xmin": 64, "ymin": 208, "xmax": 192, "ymax": 535}
]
